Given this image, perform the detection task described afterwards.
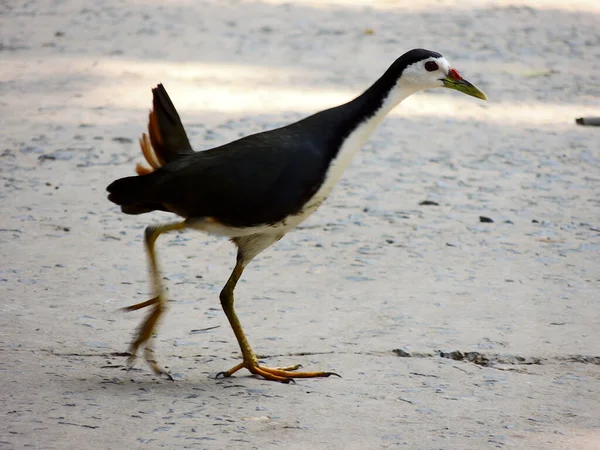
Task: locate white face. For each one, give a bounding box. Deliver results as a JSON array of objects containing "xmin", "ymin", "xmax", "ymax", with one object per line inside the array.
[{"xmin": 400, "ymin": 56, "xmax": 451, "ymax": 90}]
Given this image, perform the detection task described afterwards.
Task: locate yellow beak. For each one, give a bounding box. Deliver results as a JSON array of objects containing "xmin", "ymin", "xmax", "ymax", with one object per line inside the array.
[{"xmin": 442, "ymin": 75, "xmax": 487, "ymax": 100}]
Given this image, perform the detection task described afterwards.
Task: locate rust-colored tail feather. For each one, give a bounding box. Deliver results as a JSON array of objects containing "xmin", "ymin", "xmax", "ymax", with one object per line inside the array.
[
  {"xmin": 136, "ymin": 132, "xmax": 161, "ymax": 175},
  {"xmin": 134, "ymin": 84, "xmax": 194, "ymax": 175}
]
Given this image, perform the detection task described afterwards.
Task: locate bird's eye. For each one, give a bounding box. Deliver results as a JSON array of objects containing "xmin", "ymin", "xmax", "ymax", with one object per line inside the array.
[{"xmin": 424, "ymin": 61, "xmax": 439, "ymax": 72}]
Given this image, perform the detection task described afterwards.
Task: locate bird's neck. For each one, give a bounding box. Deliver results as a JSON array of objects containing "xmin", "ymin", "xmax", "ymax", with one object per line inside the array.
[
  {"xmin": 322, "ymin": 75, "xmax": 419, "ymax": 177},
  {"xmin": 345, "ymin": 77, "xmax": 418, "ymax": 144}
]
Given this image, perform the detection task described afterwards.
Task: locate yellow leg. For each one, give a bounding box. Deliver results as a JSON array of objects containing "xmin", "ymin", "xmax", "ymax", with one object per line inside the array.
[
  {"xmin": 124, "ymin": 221, "xmax": 186, "ymax": 379},
  {"xmin": 216, "ymin": 261, "xmax": 340, "ymax": 383}
]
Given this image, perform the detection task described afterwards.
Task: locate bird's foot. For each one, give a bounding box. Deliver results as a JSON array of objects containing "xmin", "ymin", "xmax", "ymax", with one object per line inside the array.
[
  {"xmin": 121, "ymin": 294, "xmax": 172, "ymax": 380},
  {"xmin": 215, "ymin": 360, "xmax": 340, "ymax": 383},
  {"xmin": 125, "ymin": 346, "xmax": 174, "ymax": 381}
]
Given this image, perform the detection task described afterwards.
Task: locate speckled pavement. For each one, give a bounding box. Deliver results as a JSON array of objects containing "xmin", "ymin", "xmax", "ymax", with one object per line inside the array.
[{"xmin": 1, "ymin": 1, "xmax": 599, "ymax": 448}]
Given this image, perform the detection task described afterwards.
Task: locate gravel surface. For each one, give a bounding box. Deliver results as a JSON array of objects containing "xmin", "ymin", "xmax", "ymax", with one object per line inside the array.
[{"xmin": 1, "ymin": 0, "xmax": 599, "ymax": 448}]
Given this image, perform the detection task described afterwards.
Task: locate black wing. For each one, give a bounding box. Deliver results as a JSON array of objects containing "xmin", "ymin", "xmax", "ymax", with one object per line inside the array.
[{"xmin": 109, "ymin": 124, "xmax": 331, "ymax": 227}]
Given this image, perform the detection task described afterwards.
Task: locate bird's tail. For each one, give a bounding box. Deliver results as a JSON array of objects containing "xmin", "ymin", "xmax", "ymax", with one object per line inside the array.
[
  {"xmin": 107, "ymin": 84, "xmax": 194, "ymax": 214},
  {"xmin": 106, "ymin": 174, "xmax": 161, "ymax": 214},
  {"xmin": 135, "ymin": 83, "xmax": 194, "ymax": 175}
]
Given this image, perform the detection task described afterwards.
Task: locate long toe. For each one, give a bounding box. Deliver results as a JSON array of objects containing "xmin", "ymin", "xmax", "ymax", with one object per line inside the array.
[
  {"xmin": 216, "ymin": 361, "xmax": 340, "ymax": 383},
  {"xmin": 253, "ymin": 365, "xmax": 341, "ymax": 380}
]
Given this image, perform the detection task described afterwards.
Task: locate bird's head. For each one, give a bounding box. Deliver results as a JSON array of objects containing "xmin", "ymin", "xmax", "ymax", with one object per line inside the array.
[{"xmin": 393, "ymin": 49, "xmax": 487, "ymax": 100}]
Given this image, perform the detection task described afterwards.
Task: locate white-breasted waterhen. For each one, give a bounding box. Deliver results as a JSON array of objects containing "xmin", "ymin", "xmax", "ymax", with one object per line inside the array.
[{"xmin": 107, "ymin": 49, "xmax": 487, "ymax": 382}]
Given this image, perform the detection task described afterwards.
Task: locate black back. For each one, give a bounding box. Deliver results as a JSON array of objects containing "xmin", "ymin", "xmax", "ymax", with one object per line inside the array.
[{"xmin": 108, "ymin": 49, "xmax": 443, "ymax": 227}]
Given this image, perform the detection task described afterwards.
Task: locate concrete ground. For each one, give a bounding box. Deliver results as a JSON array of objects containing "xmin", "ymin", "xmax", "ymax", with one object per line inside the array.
[{"xmin": 1, "ymin": 0, "xmax": 599, "ymax": 448}]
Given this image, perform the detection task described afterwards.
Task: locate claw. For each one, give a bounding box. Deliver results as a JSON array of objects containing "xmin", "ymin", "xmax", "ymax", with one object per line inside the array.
[{"xmin": 156, "ymin": 370, "xmax": 174, "ymax": 382}]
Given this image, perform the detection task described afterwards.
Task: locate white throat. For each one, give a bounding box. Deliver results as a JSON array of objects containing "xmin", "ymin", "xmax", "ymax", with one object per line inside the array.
[{"xmin": 308, "ymin": 83, "xmax": 419, "ymax": 205}]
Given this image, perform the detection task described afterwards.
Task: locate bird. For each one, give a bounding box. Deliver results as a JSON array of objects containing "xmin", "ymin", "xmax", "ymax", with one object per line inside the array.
[{"xmin": 107, "ymin": 48, "xmax": 487, "ymax": 382}]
